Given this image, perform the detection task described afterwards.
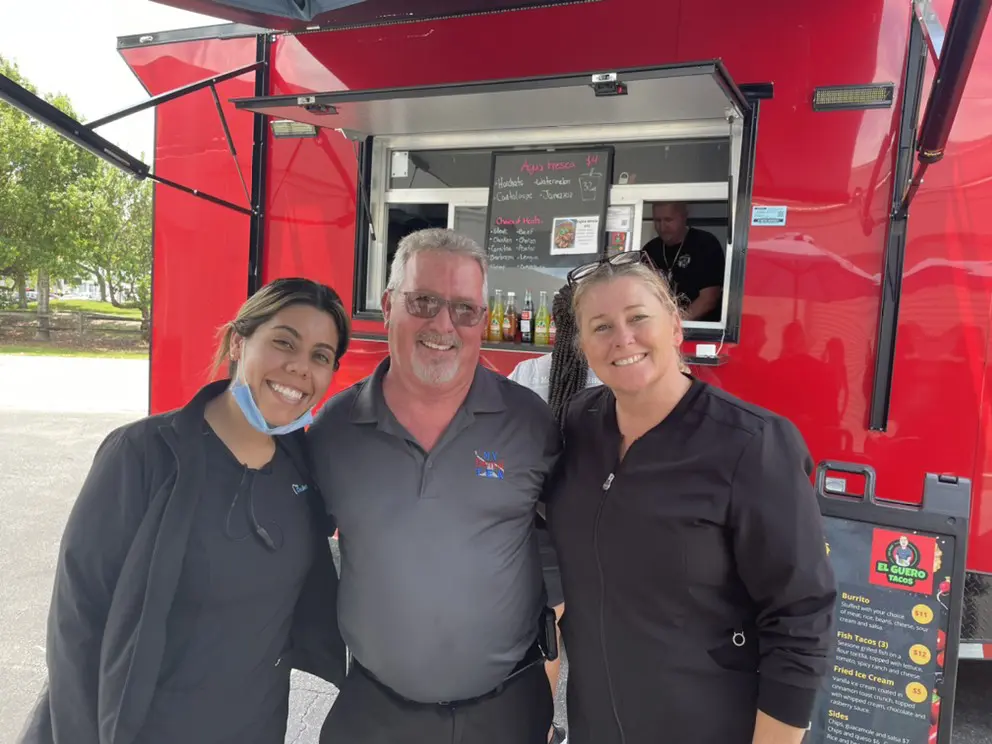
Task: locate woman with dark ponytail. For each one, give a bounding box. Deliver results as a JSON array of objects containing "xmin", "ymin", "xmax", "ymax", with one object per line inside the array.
[
  {"xmin": 20, "ymin": 278, "xmax": 350, "ymax": 744},
  {"xmin": 509, "ymin": 283, "xmax": 602, "ymax": 422}
]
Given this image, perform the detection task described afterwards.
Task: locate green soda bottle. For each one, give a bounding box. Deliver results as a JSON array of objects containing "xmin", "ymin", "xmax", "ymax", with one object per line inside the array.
[{"xmin": 534, "ymin": 290, "xmax": 550, "ymax": 346}]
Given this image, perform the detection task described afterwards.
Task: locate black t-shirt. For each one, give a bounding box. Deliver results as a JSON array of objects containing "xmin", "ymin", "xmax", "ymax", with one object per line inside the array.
[
  {"xmin": 138, "ymin": 423, "xmax": 317, "ymax": 744},
  {"xmin": 643, "ymin": 227, "xmax": 725, "ymax": 321}
]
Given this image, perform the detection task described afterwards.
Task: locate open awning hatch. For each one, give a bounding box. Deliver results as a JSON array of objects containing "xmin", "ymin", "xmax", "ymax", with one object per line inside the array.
[
  {"xmin": 0, "ymin": 61, "xmax": 263, "ymax": 216},
  {"xmin": 231, "ymin": 62, "xmax": 749, "ymax": 140},
  {"xmin": 151, "ymin": 0, "xmax": 601, "ymax": 32}
]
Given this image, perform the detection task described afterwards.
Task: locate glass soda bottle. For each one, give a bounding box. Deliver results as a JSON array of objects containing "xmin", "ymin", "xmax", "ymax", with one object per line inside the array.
[
  {"xmin": 482, "ymin": 294, "xmax": 492, "ymax": 342},
  {"xmin": 548, "ymin": 291, "xmax": 557, "ymax": 346},
  {"xmin": 534, "ymin": 291, "xmax": 550, "ymax": 346},
  {"xmin": 488, "ymin": 289, "xmax": 504, "ymax": 343},
  {"xmin": 520, "ymin": 290, "xmax": 534, "ymax": 344},
  {"xmin": 502, "ymin": 291, "xmax": 518, "ymax": 343}
]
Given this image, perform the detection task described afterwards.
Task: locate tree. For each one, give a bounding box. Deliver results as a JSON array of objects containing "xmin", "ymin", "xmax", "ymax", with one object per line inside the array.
[
  {"xmin": 113, "ymin": 178, "xmax": 153, "ymax": 339},
  {"xmin": 75, "ymin": 164, "xmax": 126, "ymax": 303},
  {"xmin": 0, "ymin": 56, "xmax": 36, "ymax": 308},
  {"xmin": 77, "ymin": 163, "xmax": 153, "ymax": 333},
  {"xmin": 1, "ymin": 56, "xmax": 152, "ymax": 340},
  {"xmin": 17, "ymin": 96, "xmax": 96, "ymax": 339},
  {"xmin": 1, "ymin": 55, "xmax": 102, "ymax": 338}
]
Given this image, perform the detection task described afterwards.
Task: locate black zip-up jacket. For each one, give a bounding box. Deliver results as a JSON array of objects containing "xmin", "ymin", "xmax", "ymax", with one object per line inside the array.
[
  {"xmin": 546, "ymin": 378, "xmax": 837, "ymax": 744},
  {"xmin": 16, "ymin": 379, "xmax": 346, "ymax": 744}
]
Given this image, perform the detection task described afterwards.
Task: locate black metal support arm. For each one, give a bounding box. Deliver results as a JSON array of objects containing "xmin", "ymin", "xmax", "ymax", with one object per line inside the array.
[
  {"xmin": 149, "ymin": 173, "xmax": 254, "ymax": 215},
  {"xmin": 896, "ymin": 0, "xmax": 991, "ymax": 220},
  {"xmin": 0, "ymin": 73, "xmax": 150, "ymax": 179},
  {"xmin": 869, "ymin": 0, "xmax": 992, "ymax": 431},
  {"xmin": 247, "ymin": 34, "xmax": 273, "ymax": 297},
  {"xmin": 209, "ymin": 82, "xmax": 252, "ymax": 206},
  {"xmin": 0, "ymin": 59, "xmax": 266, "ymax": 219},
  {"xmin": 86, "ymin": 61, "xmax": 263, "ymax": 130}
]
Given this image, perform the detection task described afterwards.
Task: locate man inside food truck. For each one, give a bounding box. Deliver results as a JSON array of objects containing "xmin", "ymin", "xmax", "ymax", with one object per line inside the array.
[{"xmin": 642, "ymin": 201, "xmax": 725, "ymax": 322}]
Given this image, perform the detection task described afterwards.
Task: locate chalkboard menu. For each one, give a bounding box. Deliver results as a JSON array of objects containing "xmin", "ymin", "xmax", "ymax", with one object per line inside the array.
[
  {"xmin": 805, "ymin": 517, "xmax": 959, "ymax": 744},
  {"xmin": 484, "ymin": 147, "xmax": 614, "ymax": 270}
]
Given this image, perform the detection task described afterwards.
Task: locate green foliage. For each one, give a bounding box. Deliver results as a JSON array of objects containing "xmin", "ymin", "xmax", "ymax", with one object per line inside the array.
[
  {"xmin": 0, "ymin": 54, "xmax": 152, "ymax": 333},
  {"xmin": 27, "ymin": 299, "xmax": 142, "ymax": 318},
  {"xmin": 0, "ymin": 56, "xmax": 35, "ymax": 304},
  {"xmin": 79, "ymin": 166, "xmax": 153, "ymax": 323},
  {"xmin": 0, "ymin": 344, "xmax": 148, "ymax": 359}
]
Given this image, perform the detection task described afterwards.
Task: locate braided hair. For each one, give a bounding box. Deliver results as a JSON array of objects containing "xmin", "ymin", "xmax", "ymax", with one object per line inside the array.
[{"xmin": 547, "ymin": 283, "xmax": 588, "ymax": 424}]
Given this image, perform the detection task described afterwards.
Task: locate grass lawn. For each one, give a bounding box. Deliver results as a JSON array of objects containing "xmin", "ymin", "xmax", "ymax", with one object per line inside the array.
[
  {"xmin": 2, "ymin": 301, "xmax": 148, "ymax": 359},
  {"xmin": 26, "ymin": 299, "xmax": 142, "ymax": 319},
  {"xmin": 0, "ymin": 344, "xmax": 148, "ymax": 360}
]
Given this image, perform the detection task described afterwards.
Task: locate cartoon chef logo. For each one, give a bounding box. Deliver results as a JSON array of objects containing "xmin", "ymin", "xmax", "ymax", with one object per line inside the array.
[
  {"xmin": 889, "ymin": 535, "xmax": 918, "ymax": 567},
  {"xmin": 869, "ymin": 529, "xmax": 936, "ymax": 595}
]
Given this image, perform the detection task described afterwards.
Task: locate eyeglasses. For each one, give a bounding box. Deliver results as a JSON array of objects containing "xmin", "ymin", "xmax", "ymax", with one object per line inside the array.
[
  {"xmin": 400, "ymin": 291, "xmax": 487, "ymax": 327},
  {"xmin": 566, "ymin": 250, "xmax": 658, "ymax": 287}
]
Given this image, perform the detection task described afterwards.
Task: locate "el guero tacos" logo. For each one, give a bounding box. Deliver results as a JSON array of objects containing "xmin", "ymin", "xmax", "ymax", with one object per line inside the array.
[{"xmin": 869, "ymin": 529, "xmax": 937, "ymax": 595}]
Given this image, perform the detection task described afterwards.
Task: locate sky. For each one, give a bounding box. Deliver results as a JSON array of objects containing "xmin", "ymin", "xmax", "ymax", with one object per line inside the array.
[{"xmin": 0, "ymin": 0, "xmax": 226, "ymax": 159}]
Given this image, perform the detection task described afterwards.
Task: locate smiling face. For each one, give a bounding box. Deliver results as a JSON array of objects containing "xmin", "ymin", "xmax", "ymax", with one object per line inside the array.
[
  {"xmin": 230, "ymin": 303, "xmax": 340, "ymax": 426},
  {"xmin": 576, "ymin": 274, "xmax": 683, "ymax": 396},
  {"xmin": 382, "ymin": 249, "xmax": 485, "ymax": 391}
]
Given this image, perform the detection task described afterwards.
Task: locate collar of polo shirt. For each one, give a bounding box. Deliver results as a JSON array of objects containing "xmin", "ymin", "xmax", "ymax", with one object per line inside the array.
[{"xmin": 350, "ymin": 357, "xmax": 507, "ymax": 425}]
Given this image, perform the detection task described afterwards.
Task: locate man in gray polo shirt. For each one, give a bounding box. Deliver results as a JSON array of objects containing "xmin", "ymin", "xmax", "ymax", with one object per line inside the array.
[{"xmin": 310, "ymin": 228, "xmax": 563, "ymax": 744}]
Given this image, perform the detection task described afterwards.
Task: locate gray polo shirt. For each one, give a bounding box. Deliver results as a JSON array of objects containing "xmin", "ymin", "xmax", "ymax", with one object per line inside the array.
[{"xmin": 307, "ymin": 358, "xmax": 563, "ymax": 703}]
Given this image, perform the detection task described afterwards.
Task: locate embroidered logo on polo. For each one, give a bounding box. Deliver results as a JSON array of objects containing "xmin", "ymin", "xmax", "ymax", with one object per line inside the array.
[
  {"xmin": 474, "ymin": 450, "xmax": 505, "ymax": 480},
  {"xmin": 292, "ymin": 483, "xmax": 309, "ymax": 495}
]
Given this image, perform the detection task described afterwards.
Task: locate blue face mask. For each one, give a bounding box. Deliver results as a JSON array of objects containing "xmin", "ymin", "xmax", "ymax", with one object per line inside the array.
[{"xmin": 229, "ymin": 376, "xmax": 313, "ymax": 436}]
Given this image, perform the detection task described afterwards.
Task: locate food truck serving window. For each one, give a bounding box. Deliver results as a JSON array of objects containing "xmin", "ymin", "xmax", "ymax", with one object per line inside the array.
[
  {"xmin": 231, "ymin": 62, "xmax": 760, "ymax": 344},
  {"xmin": 361, "ymin": 124, "xmax": 740, "ymax": 341}
]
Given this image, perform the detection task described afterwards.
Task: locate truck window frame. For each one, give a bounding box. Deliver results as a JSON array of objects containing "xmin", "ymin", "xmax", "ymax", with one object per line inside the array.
[{"xmin": 353, "ymin": 116, "xmax": 756, "ymax": 345}]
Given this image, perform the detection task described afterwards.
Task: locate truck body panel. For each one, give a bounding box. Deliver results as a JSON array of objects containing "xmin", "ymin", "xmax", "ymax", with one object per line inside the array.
[{"xmin": 114, "ymin": 0, "xmax": 992, "ymax": 583}]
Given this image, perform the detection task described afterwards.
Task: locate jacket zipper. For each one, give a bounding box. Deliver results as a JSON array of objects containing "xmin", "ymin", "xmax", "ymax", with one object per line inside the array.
[
  {"xmin": 594, "ymin": 464, "xmax": 626, "ymax": 744},
  {"xmin": 596, "ymin": 441, "xmax": 747, "ymax": 744}
]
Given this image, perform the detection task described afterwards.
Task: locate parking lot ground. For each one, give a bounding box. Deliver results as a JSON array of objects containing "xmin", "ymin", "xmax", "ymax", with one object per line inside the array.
[{"xmin": 0, "ymin": 355, "xmax": 148, "ymax": 414}]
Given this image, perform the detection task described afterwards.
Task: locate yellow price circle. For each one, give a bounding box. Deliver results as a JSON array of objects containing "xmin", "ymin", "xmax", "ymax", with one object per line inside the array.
[
  {"xmin": 909, "ymin": 644, "xmax": 932, "ymax": 665},
  {"xmin": 906, "ymin": 681, "xmax": 928, "ymax": 704},
  {"xmin": 912, "ymin": 604, "xmax": 934, "ymax": 625}
]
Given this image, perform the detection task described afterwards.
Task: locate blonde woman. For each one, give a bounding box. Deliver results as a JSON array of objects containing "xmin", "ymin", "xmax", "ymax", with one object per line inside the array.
[
  {"xmin": 545, "ymin": 252, "xmax": 836, "ymax": 744},
  {"xmin": 20, "ymin": 278, "xmax": 350, "ymax": 744}
]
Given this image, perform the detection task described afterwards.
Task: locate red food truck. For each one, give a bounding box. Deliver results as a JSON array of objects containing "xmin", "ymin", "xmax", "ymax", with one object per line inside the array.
[{"xmin": 2, "ymin": 0, "xmax": 992, "ymax": 674}]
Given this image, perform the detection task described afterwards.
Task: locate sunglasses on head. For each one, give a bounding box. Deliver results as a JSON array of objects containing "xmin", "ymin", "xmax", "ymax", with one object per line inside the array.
[
  {"xmin": 566, "ymin": 250, "xmax": 658, "ymax": 287},
  {"xmin": 400, "ymin": 291, "xmax": 487, "ymax": 327}
]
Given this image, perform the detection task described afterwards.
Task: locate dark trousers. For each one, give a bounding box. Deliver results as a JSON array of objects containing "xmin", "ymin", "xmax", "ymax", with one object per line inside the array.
[{"xmin": 319, "ymin": 659, "xmax": 553, "ymax": 744}]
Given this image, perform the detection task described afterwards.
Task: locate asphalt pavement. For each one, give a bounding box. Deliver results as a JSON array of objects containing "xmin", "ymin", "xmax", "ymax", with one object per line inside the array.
[
  {"xmin": 0, "ymin": 356, "xmax": 987, "ymax": 743},
  {"xmin": 0, "ymin": 355, "xmax": 149, "ymax": 414}
]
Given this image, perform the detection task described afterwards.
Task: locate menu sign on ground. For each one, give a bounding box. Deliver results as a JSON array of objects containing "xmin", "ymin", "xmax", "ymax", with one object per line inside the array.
[
  {"xmin": 484, "ymin": 147, "xmax": 613, "ymax": 270},
  {"xmin": 805, "ymin": 518, "xmax": 956, "ymax": 744}
]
